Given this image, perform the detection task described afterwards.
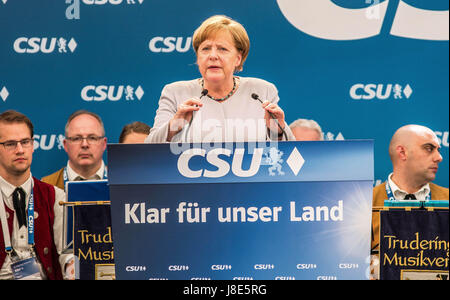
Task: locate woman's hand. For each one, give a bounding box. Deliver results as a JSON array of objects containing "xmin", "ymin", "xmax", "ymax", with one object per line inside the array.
[
  {"xmin": 262, "ymin": 101, "xmax": 286, "ymax": 136},
  {"xmin": 167, "ymin": 98, "xmax": 203, "ymax": 141}
]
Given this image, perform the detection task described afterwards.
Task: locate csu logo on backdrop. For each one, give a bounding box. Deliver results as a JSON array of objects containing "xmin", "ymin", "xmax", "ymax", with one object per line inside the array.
[
  {"xmin": 324, "ymin": 132, "xmax": 345, "ymax": 141},
  {"xmin": 350, "ymin": 83, "xmax": 413, "ymax": 100},
  {"xmin": 0, "ymin": 86, "xmax": 8, "ymax": 102},
  {"xmin": 65, "ymin": 0, "xmax": 144, "ymax": 20},
  {"xmin": 435, "ymin": 131, "xmax": 449, "ymax": 148},
  {"xmin": 33, "ymin": 134, "xmax": 65, "ymax": 151},
  {"xmin": 149, "ymin": 37, "xmax": 192, "ymax": 53},
  {"xmin": 177, "ymin": 146, "xmax": 305, "ymax": 178},
  {"xmin": 13, "ymin": 37, "xmax": 77, "ymax": 54},
  {"xmin": 277, "ymin": 0, "xmax": 448, "ymax": 40},
  {"xmin": 82, "ymin": 0, "xmax": 143, "ymax": 4},
  {"xmin": 81, "ymin": 85, "xmax": 144, "ymax": 101}
]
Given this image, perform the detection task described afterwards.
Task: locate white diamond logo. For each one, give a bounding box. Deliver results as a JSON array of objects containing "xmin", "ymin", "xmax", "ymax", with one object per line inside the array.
[
  {"xmin": 286, "ymin": 147, "xmax": 305, "ymax": 176},
  {"xmin": 0, "ymin": 87, "xmax": 9, "ymax": 102},
  {"xmin": 1, "ymin": 0, "xmax": 7, "ymax": 4},
  {"xmin": 403, "ymin": 84, "xmax": 413, "ymax": 99},
  {"xmin": 68, "ymin": 38, "xmax": 77, "ymax": 52},
  {"xmin": 138, "ymin": 0, "xmax": 144, "ymax": 4},
  {"xmin": 135, "ymin": 86, "xmax": 144, "ymax": 100}
]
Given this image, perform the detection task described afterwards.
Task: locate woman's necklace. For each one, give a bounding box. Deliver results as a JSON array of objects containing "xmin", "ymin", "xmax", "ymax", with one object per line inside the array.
[{"xmin": 201, "ymin": 77, "xmax": 237, "ymax": 102}]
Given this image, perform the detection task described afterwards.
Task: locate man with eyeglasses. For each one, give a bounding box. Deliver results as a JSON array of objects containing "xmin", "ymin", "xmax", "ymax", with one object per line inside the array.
[
  {"xmin": 0, "ymin": 110, "xmax": 73, "ymax": 279},
  {"xmin": 42, "ymin": 110, "xmax": 107, "ymax": 189}
]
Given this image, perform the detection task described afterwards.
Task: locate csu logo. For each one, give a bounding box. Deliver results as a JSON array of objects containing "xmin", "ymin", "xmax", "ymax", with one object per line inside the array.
[
  {"xmin": 177, "ymin": 147, "xmax": 305, "ymax": 178},
  {"xmin": 435, "ymin": 131, "xmax": 449, "ymax": 148},
  {"xmin": 14, "ymin": 37, "xmax": 77, "ymax": 53},
  {"xmin": 277, "ymin": 0, "xmax": 448, "ymax": 40},
  {"xmin": 149, "ymin": 37, "xmax": 192, "ymax": 53},
  {"xmin": 65, "ymin": 0, "xmax": 144, "ymax": 19},
  {"xmin": 177, "ymin": 148, "xmax": 264, "ymax": 178},
  {"xmin": 350, "ymin": 83, "xmax": 413, "ymax": 100},
  {"xmin": 81, "ymin": 85, "xmax": 144, "ymax": 101},
  {"xmin": 33, "ymin": 134, "xmax": 65, "ymax": 151},
  {"xmin": 0, "ymin": 86, "xmax": 8, "ymax": 102},
  {"xmin": 126, "ymin": 265, "xmax": 146, "ymax": 272},
  {"xmin": 82, "ymin": 0, "xmax": 144, "ymax": 4}
]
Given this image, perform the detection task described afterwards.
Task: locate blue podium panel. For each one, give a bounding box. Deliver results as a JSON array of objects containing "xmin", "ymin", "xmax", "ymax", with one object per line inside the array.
[{"xmin": 107, "ymin": 141, "xmax": 374, "ymax": 280}]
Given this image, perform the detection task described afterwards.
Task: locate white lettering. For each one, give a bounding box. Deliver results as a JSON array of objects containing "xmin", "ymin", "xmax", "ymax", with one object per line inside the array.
[
  {"xmin": 290, "ymin": 201, "xmax": 343, "ymax": 222},
  {"xmin": 218, "ymin": 206, "xmax": 282, "ymax": 223},
  {"xmin": 149, "ymin": 37, "xmax": 192, "ymax": 53},
  {"xmin": 177, "ymin": 148, "xmax": 264, "ymax": 178}
]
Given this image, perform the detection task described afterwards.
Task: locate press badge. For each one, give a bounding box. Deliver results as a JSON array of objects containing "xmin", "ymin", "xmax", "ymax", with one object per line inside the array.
[{"xmin": 11, "ymin": 256, "xmax": 41, "ymax": 280}]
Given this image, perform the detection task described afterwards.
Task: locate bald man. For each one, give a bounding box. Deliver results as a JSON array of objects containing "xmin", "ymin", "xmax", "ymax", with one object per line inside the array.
[{"xmin": 371, "ymin": 125, "xmax": 449, "ymax": 252}]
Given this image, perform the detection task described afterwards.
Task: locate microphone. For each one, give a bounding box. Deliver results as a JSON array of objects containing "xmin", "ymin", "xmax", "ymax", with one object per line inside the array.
[
  {"xmin": 184, "ymin": 89, "xmax": 208, "ymax": 142},
  {"xmin": 251, "ymin": 93, "xmax": 288, "ymax": 140}
]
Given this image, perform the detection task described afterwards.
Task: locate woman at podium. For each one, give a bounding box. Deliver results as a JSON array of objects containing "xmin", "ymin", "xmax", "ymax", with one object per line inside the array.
[{"xmin": 145, "ymin": 15, "xmax": 295, "ymax": 143}]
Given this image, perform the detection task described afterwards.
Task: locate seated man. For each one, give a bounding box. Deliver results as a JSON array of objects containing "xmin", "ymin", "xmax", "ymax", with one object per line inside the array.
[
  {"xmin": 289, "ymin": 118, "xmax": 323, "ymax": 141},
  {"xmin": 0, "ymin": 110, "xmax": 72, "ymax": 279},
  {"xmin": 119, "ymin": 121, "xmax": 151, "ymax": 144},
  {"xmin": 372, "ymin": 124, "xmax": 449, "ymax": 252},
  {"xmin": 42, "ymin": 110, "xmax": 107, "ymax": 190}
]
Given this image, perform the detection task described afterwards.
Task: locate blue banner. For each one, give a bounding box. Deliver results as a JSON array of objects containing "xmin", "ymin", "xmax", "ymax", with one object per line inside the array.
[
  {"xmin": 380, "ymin": 210, "xmax": 449, "ymax": 280},
  {"xmin": 0, "ymin": 0, "xmax": 447, "ymax": 188},
  {"xmin": 67, "ymin": 181, "xmax": 115, "ymax": 280},
  {"xmin": 74, "ymin": 204, "xmax": 115, "ymax": 280},
  {"xmin": 107, "ymin": 141, "xmax": 374, "ymax": 184},
  {"xmin": 66, "ymin": 180, "xmax": 110, "ymax": 246},
  {"xmin": 108, "ymin": 141, "xmax": 374, "ymax": 280}
]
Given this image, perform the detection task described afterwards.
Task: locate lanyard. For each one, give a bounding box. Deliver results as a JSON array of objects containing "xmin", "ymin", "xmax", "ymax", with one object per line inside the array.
[
  {"xmin": 0, "ymin": 184, "xmax": 35, "ymax": 253},
  {"xmin": 385, "ymin": 181, "xmax": 431, "ymax": 201}
]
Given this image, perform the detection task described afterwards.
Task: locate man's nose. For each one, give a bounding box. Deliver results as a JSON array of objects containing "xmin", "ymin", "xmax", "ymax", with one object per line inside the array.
[
  {"xmin": 15, "ymin": 142, "xmax": 25, "ymax": 153},
  {"xmin": 80, "ymin": 138, "xmax": 90, "ymax": 147},
  {"xmin": 434, "ymin": 150, "xmax": 443, "ymax": 163}
]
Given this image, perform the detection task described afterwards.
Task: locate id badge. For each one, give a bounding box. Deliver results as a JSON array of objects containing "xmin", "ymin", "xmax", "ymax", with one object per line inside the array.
[{"xmin": 11, "ymin": 256, "xmax": 42, "ymax": 280}]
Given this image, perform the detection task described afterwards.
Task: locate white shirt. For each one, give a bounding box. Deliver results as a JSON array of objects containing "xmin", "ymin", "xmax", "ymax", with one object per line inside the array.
[
  {"xmin": 66, "ymin": 160, "xmax": 107, "ymax": 181},
  {"xmin": 145, "ymin": 77, "xmax": 295, "ymax": 143},
  {"xmin": 0, "ymin": 174, "xmax": 70, "ymax": 280},
  {"xmin": 388, "ymin": 173, "xmax": 431, "ymax": 200}
]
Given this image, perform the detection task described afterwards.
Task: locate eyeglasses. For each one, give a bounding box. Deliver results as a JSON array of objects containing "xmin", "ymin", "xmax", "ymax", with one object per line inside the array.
[
  {"xmin": 0, "ymin": 138, "xmax": 34, "ymax": 151},
  {"xmin": 65, "ymin": 135, "xmax": 105, "ymax": 145}
]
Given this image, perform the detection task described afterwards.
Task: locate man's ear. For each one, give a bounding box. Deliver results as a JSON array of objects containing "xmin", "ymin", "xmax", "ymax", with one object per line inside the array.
[
  {"xmin": 396, "ymin": 145, "xmax": 407, "ymax": 161},
  {"xmin": 63, "ymin": 139, "xmax": 69, "ymax": 153}
]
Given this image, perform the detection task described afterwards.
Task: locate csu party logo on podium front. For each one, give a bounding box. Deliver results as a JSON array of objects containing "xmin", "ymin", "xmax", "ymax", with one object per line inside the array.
[{"xmin": 177, "ymin": 146, "xmax": 305, "ymax": 178}]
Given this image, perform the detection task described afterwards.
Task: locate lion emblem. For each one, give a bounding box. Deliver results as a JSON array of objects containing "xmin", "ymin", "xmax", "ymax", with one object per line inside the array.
[{"xmin": 264, "ymin": 147, "xmax": 285, "ymax": 176}]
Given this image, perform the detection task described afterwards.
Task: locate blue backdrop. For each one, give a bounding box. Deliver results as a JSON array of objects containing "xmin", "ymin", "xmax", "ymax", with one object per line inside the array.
[{"xmin": 0, "ymin": 0, "xmax": 448, "ymax": 187}]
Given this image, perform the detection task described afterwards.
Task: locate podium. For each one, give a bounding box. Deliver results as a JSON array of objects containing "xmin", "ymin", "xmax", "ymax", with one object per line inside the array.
[{"xmin": 107, "ymin": 141, "xmax": 374, "ymax": 280}]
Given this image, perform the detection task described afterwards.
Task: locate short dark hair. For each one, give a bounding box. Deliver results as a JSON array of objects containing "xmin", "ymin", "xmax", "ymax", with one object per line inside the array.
[
  {"xmin": 119, "ymin": 121, "xmax": 151, "ymax": 143},
  {"xmin": 0, "ymin": 110, "xmax": 34, "ymax": 138}
]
